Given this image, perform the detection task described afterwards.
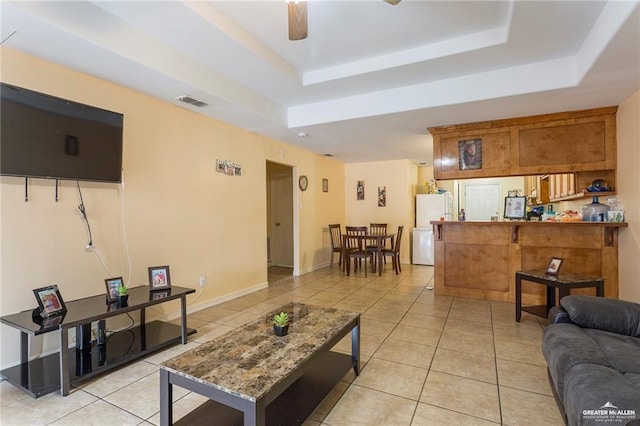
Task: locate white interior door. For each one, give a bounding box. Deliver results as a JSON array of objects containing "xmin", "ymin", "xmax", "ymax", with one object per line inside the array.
[
  {"xmin": 270, "ymin": 170, "xmax": 293, "ymax": 267},
  {"xmin": 463, "ymin": 183, "xmax": 501, "ymax": 221}
]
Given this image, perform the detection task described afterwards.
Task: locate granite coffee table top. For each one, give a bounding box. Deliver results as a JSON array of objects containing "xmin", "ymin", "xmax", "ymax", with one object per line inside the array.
[{"xmin": 161, "ymin": 302, "xmax": 359, "ymax": 402}]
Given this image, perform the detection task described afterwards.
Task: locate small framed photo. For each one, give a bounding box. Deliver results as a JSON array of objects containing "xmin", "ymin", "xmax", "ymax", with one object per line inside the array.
[
  {"xmin": 33, "ymin": 285, "xmax": 67, "ymax": 318},
  {"xmin": 545, "ymin": 257, "xmax": 564, "ymax": 276},
  {"xmin": 504, "ymin": 196, "xmax": 527, "ymax": 220},
  {"xmin": 322, "ymin": 178, "xmax": 328, "ymax": 193},
  {"xmin": 105, "ymin": 277, "xmax": 124, "ymax": 304},
  {"xmin": 216, "ymin": 159, "xmax": 225, "ymax": 173},
  {"xmin": 148, "ymin": 265, "xmax": 171, "ymax": 291}
]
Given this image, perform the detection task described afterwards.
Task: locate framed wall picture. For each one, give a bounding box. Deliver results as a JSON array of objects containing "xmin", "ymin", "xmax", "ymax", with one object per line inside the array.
[
  {"xmin": 504, "ymin": 196, "xmax": 527, "ymax": 220},
  {"xmin": 148, "ymin": 265, "xmax": 171, "ymax": 291},
  {"xmin": 378, "ymin": 186, "xmax": 386, "ymax": 207},
  {"xmin": 33, "ymin": 285, "xmax": 67, "ymax": 318},
  {"xmin": 105, "ymin": 276, "xmax": 124, "ymax": 304},
  {"xmin": 545, "ymin": 257, "xmax": 564, "ymax": 276},
  {"xmin": 322, "ymin": 178, "xmax": 328, "ymax": 192},
  {"xmin": 357, "ymin": 180, "xmax": 365, "ymax": 200},
  {"xmin": 224, "ymin": 161, "xmax": 235, "ymax": 176},
  {"xmin": 458, "ymin": 138, "xmax": 483, "ymax": 170}
]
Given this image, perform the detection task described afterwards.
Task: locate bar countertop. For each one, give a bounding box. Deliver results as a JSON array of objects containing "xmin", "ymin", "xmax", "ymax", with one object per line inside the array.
[{"xmin": 430, "ymin": 220, "xmax": 628, "ymax": 227}]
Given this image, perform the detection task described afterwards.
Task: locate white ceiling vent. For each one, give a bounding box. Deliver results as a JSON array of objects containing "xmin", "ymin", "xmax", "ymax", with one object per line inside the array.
[{"xmin": 176, "ymin": 95, "xmax": 208, "ymax": 107}]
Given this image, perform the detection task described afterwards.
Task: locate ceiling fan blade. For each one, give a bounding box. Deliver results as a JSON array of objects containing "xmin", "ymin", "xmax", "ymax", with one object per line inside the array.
[
  {"xmin": 288, "ymin": 1, "xmax": 308, "ymax": 41},
  {"xmin": 384, "ymin": 0, "xmax": 401, "ymax": 4}
]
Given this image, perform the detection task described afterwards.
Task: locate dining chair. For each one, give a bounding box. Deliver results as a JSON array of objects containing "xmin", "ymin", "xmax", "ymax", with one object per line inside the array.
[
  {"xmin": 343, "ymin": 231, "xmax": 374, "ymax": 277},
  {"xmin": 344, "ymin": 226, "xmax": 369, "ymax": 272},
  {"xmin": 367, "ymin": 223, "xmax": 388, "ymax": 268},
  {"xmin": 383, "ymin": 225, "xmax": 404, "ymax": 275},
  {"xmin": 328, "ymin": 224, "xmax": 343, "ymax": 268}
]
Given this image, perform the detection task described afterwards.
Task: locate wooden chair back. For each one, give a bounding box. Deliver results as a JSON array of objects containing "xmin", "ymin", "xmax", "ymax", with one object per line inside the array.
[
  {"xmin": 345, "ymin": 226, "xmax": 368, "ymax": 236},
  {"xmin": 369, "ymin": 223, "xmax": 387, "ymax": 235},
  {"xmin": 329, "ymin": 224, "xmax": 342, "ymax": 250}
]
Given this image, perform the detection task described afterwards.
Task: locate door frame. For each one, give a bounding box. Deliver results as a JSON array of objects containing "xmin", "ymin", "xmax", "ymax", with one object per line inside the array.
[
  {"xmin": 292, "ymin": 166, "xmax": 301, "ymax": 277},
  {"xmin": 266, "ymin": 160, "xmax": 300, "ymax": 277}
]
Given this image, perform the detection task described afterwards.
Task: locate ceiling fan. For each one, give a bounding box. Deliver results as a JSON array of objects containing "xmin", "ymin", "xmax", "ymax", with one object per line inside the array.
[{"xmin": 288, "ymin": 0, "xmax": 400, "ymax": 41}]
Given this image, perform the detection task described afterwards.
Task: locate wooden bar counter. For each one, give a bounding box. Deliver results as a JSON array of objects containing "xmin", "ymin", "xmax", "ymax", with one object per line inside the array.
[{"xmin": 431, "ymin": 220, "xmax": 627, "ymax": 304}]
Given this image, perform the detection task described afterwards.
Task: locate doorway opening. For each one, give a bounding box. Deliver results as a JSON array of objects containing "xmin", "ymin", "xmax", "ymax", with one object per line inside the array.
[{"xmin": 266, "ymin": 161, "xmax": 294, "ymax": 284}]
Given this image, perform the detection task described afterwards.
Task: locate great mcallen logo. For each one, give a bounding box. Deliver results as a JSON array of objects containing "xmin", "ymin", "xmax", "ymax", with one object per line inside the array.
[{"xmin": 582, "ymin": 401, "xmax": 637, "ymax": 423}]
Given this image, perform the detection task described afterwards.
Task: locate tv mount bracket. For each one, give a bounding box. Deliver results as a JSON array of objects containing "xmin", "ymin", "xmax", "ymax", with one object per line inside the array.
[{"xmin": 23, "ymin": 177, "xmax": 60, "ymax": 202}]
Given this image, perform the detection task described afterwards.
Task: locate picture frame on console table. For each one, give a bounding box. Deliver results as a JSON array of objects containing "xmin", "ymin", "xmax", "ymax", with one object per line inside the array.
[
  {"xmin": 148, "ymin": 265, "xmax": 171, "ymax": 291},
  {"xmin": 105, "ymin": 276, "xmax": 124, "ymax": 304},
  {"xmin": 546, "ymin": 257, "xmax": 564, "ymax": 276},
  {"xmin": 33, "ymin": 285, "xmax": 67, "ymax": 318}
]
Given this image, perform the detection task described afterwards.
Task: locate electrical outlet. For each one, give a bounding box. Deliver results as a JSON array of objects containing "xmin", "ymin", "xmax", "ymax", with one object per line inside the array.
[{"xmin": 199, "ymin": 276, "xmax": 207, "ymax": 287}]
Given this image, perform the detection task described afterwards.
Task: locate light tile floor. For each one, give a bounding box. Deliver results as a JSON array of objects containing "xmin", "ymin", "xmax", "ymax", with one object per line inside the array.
[{"xmin": 0, "ymin": 265, "xmax": 565, "ymax": 425}]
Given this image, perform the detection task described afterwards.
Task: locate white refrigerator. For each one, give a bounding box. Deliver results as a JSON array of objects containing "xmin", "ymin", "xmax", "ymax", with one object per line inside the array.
[{"xmin": 413, "ymin": 193, "xmax": 452, "ymax": 265}]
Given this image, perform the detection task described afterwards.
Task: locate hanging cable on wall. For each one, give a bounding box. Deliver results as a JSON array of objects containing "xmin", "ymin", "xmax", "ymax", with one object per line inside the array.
[
  {"xmin": 76, "ymin": 181, "xmax": 93, "ymax": 248},
  {"xmin": 76, "ymin": 181, "xmax": 114, "ymax": 276}
]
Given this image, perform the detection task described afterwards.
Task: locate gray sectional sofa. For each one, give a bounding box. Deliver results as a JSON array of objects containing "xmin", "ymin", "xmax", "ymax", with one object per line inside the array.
[{"xmin": 542, "ymin": 295, "xmax": 640, "ymax": 426}]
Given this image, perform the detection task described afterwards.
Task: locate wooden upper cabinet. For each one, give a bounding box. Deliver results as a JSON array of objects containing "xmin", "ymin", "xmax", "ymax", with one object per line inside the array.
[
  {"xmin": 437, "ymin": 129, "xmax": 511, "ymax": 178},
  {"xmin": 429, "ymin": 107, "xmax": 617, "ymax": 180}
]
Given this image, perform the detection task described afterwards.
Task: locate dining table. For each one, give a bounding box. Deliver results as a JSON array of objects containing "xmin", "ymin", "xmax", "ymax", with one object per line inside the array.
[{"xmin": 342, "ymin": 232, "xmax": 395, "ymax": 276}]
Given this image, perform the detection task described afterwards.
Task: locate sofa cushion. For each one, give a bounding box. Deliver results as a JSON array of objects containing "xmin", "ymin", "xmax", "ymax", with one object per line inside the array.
[
  {"xmin": 584, "ymin": 329, "xmax": 640, "ymax": 374},
  {"xmin": 563, "ymin": 363, "xmax": 640, "ymax": 426},
  {"xmin": 542, "ymin": 323, "xmax": 611, "ymax": 400},
  {"xmin": 561, "ymin": 296, "xmax": 640, "ymax": 338}
]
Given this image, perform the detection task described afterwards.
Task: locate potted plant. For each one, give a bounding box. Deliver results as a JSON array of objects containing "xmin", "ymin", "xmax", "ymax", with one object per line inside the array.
[
  {"xmin": 116, "ymin": 284, "xmax": 129, "ymax": 306},
  {"xmin": 273, "ymin": 311, "xmax": 289, "ymax": 336}
]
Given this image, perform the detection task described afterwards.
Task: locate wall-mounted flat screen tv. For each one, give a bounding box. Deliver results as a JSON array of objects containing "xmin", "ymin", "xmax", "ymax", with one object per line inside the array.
[{"xmin": 1, "ymin": 83, "xmax": 123, "ymax": 183}]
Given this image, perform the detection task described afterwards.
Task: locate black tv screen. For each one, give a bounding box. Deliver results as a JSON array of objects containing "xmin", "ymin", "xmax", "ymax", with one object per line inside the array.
[{"xmin": 1, "ymin": 83, "xmax": 123, "ymax": 183}]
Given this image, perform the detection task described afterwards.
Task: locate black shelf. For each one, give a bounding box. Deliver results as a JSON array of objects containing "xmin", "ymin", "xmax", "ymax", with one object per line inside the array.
[{"xmin": 0, "ymin": 321, "xmax": 195, "ymax": 398}]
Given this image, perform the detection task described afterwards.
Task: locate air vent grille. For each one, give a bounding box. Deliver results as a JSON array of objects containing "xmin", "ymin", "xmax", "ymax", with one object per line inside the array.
[{"xmin": 176, "ymin": 95, "xmax": 207, "ymax": 108}]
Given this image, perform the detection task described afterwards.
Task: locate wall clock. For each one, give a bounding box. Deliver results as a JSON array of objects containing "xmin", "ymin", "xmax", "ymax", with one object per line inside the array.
[{"xmin": 298, "ymin": 175, "xmax": 308, "ymax": 191}]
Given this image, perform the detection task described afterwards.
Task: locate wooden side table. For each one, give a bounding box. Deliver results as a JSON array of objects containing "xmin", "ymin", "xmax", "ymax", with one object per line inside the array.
[{"xmin": 515, "ymin": 270, "xmax": 604, "ymax": 322}]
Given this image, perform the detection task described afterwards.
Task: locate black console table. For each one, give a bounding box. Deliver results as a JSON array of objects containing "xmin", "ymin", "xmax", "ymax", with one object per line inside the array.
[
  {"xmin": 515, "ymin": 270, "xmax": 604, "ymax": 322},
  {"xmin": 0, "ymin": 285, "xmax": 195, "ymax": 397}
]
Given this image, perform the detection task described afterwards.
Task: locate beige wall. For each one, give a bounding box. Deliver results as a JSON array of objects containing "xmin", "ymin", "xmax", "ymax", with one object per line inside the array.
[
  {"xmin": 345, "ymin": 160, "xmax": 417, "ymax": 264},
  {"xmin": 0, "ymin": 47, "xmax": 345, "ymax": 367},
  {"xmin": 617, "ymin": 89, "xmax": 640, "ymax": 303}
]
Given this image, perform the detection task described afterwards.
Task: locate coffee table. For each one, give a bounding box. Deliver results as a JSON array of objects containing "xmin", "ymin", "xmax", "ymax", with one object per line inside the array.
[{"xmin": 159, "ymin": 302, "xmax": 360, "ymax": 426}]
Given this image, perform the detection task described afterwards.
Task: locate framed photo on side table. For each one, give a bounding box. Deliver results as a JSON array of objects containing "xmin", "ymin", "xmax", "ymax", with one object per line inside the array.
[
  {"xmin": 33, "ymin": 285, "xmax": 67, "ymax": 318},
  {"xmin": 148, "ymin": 265, "xmax": 171, "ymax": 291},
  {"xmin": 105, "ymin": 276, "xmax": 124, "ymax": 304},
  {"xmin": 545, "ymin": 257, "xmax": 564, "ymax": 276}
]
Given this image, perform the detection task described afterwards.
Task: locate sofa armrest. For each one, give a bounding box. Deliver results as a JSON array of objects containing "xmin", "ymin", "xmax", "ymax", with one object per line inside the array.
[
  {"xmin": 548, "ymin": 305, "xmax": 572, "ymax": 324},
  {"xmin": 560, "ymin": 295, "xmax": 640, "ymax": 338}
]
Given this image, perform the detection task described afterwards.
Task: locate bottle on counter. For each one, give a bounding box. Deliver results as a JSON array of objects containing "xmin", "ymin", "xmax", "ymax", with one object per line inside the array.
[
  {"xmin": 458, "ymin": 209, "xmax": 466, "ymax": 221},
  {"xmin": 582, "ymin": 196, "xmax": 609, "ymax": 222}
]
